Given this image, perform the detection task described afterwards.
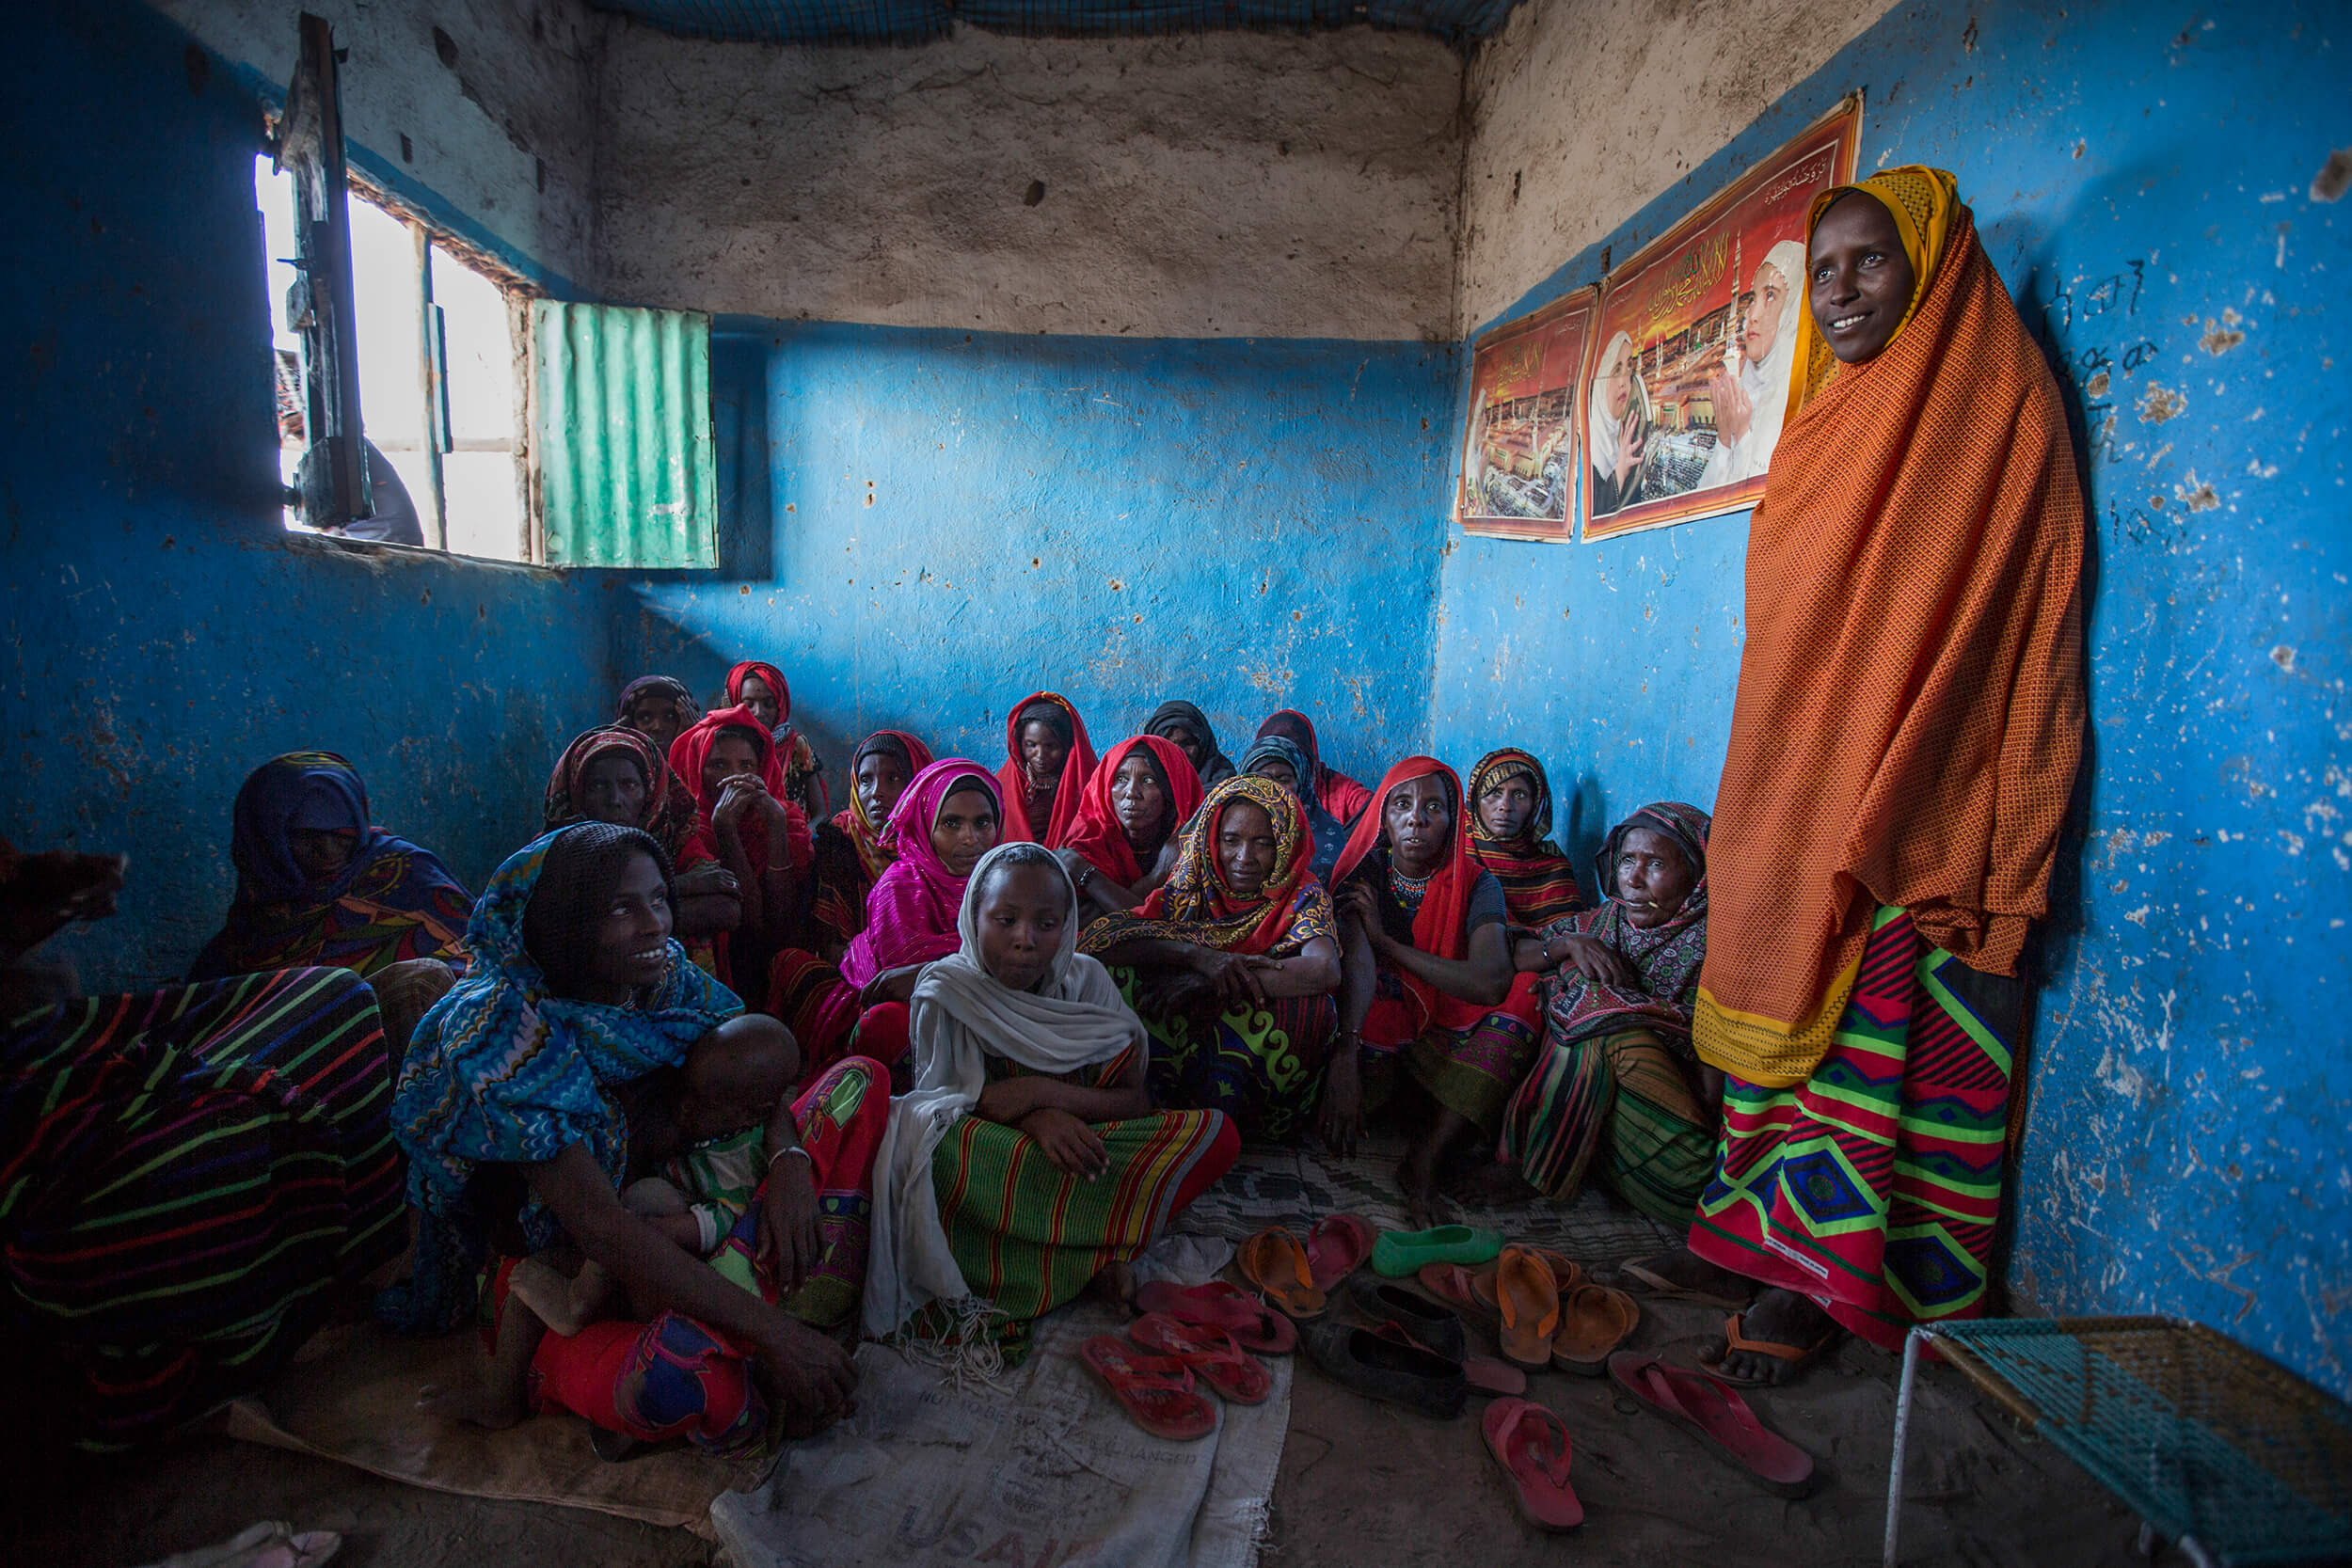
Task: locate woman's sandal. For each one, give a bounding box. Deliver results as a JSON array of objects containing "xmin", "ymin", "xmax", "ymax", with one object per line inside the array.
[
  {"xmin": 1703, "ymin": 1311, "xmax": 1838, "ymax": 1386},
  {"xmin": 1133, "ymin": 1279, "xmax": 1297, "ymax": 1354},
  {"xmin": 1079, "ymin": 1335, "xmax": 1218, "ymax": 1440},
  {"xmin": 1617, "ymin": 1259, "xmax": 1753, "ymax": 1310},
  {"xmin": 1129, "ymin": 1312, "xmax": 1273, "ymax": 1405},
  {"xmin": 1606, "ymin": 1351, "xmax": 1816, "ymax": 1497},
  {"xmin": 1415, "ymin": 1260, "xmax": 1502, "ymax": 1326},
  {"xmin": 1481, "ymin": 1398, "xmax": 1584, "ymax": 1531},
  {"xmin": 1549, "ymin": 1283, "xmax": 1640, "ymax": 1376},
  {"xmin": 1493, "ymin": 1246, "xmax": 1562, "ymax": 1370},
  {"xmin": 1305, "ymin": 1212, "xmax": 1376, "ymax": 1292},
  {"xmin": 1238, "ymin": 1227, "xmax": 1327, "ymax": 1322}
]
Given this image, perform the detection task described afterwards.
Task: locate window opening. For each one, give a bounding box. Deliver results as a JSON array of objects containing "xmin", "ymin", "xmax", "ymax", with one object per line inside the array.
[{"xmin": 255, "ymin": 168, "xmax": 526, "ymax": 559}]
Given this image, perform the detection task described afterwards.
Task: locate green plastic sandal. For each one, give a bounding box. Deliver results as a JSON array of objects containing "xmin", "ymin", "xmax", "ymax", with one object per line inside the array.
[{"xmin": 1372, "ymin": 1223, "xmax": 1503, "ymax": 1277}]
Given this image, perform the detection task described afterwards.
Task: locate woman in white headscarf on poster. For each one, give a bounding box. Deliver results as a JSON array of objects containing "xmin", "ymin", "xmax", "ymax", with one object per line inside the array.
[
  {"xmin": 1588, "ymin": 330, "xmax": 1655, "ymax": 518},
  {"xmin": 1697, "ymin": 239, "xmax": 1808, "ymax": 488}
]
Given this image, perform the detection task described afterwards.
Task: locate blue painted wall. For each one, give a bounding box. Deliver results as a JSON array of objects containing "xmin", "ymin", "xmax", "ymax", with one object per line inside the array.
[
  {"xmin": 1431, "ymin": 1, "xmax": 2349, "ymax": 1393},
  {"xmin": 615, "ymin": 323, "xmax": 1456, "ymax": 795},
  {"xmin": 0, "ymin": 0, "xmax": 617, "ymax": 986}
]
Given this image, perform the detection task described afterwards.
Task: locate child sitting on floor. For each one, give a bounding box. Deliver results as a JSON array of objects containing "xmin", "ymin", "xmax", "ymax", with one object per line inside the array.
[{"xmin": 507, "ymin": 1041, "xmax": 783, "ymax": 1336}]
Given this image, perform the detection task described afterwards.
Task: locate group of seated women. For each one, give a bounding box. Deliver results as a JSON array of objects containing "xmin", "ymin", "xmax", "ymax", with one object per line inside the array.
[{"xmin": 6, "ymin": 162, "xmax": 2083, "ymax": 1449}]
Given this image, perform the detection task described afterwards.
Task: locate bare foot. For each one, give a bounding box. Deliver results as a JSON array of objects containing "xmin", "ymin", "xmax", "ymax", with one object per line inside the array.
[
  {"xmin": 418, "ymin": 1379, "xmax": 528, "ymax": 1430},
  {"xmin": 508, "ymin": 1255, "xmax": 589, "ymax": 1338},
  {"xmin": 1615, "ymin": 1245, "xmax": 1755, "ymax": 1302},
  {"xmin": 1449, "ymin": 1160, "xmax": 1536, "ymax": 1209},
  {"xmin": 1397, "ymin": 1149, "xmax": 1441, "ymax": 1231},
  {"xmin": 1089, "ymin": 1259, "xmax": 1138, "ymax": 1313},
  {"xmin": 1708, "ymin": 1287, "xmax": 1836, "ymax": 1385}
]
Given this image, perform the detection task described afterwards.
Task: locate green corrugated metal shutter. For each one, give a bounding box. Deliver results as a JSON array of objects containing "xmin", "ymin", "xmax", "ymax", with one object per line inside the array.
[{"xmin": 532, "ymin": 301, "xmax": 717, "ymax": 568}]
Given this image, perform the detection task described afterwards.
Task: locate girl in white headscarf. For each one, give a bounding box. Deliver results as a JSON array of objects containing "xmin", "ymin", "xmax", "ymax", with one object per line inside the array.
[
  {"xmin": 1697, "ymin": 238, "xmax": 1809, "ymax": 488},
  {"xmin": 863, "ymin": 843, "xmax": 1237, "ymax": 1342},
  {"xmin": 1588, "ymin": 330, "xmax": 1656, "ymax": 516}
]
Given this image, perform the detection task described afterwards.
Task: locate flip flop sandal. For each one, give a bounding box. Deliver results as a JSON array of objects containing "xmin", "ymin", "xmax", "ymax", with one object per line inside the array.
[
  {"xmin": 1305, "ymin": 1212, "xmax": 1376, "ymax": 1292},
  {"xmin": 1524, "ymin": 1247, "xmax": 1584, "ymax": 1295},
  {"xmin": 1133, "ymin": 1279, "xmax": 1297, "ymax": 1354},
  {"xmin": 1618, "ymin": 1259, "xmax": 1753, "ymax": 1309},
  {"xmin": 1549, "ymin": 1283, "xmax": 1640, "ymax": 1376},
  {"xmin": 1493, "ymin": 1246, "xmax": 1563, "ymax": 1370},
  {"xmin": 1481, "ymin": 1398, "xmax": 1584, "ymax": 1531},
  {"xmin": 1606, "ymin": 1352, "xmax": 1816, "ymax": 1497},
  {"xmin": 1703, "ymin": 1311, "xmax": 1838, "ymax": 1386},
  {"xmin": 1238, "ymin": 1227, "xmax": 1327, "ymax": 1322},
  {"xmin": 1372, "ymin": 1223, "xmax": 1503, "ymax": 1278},
  {"xmin": 1414, "ymin": 1260, "xmax": 1502, "ymax": 1327},
  {"xmin": 1129, "ymin": 1313, "xmax": 1274, "ymax": 1405},
  {"xmin": 1079, "ymin": 1335, "xmax": 1218, "ymax": 1441}
]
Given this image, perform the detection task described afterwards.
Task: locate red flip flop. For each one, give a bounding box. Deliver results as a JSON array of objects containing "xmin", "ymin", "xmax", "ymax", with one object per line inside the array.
[
  {"xmin": 1079, "ymin": 1336, "xmax": 1217, "ymax": 1441},
  {"xmin": 1132, "ymin": 1279, "xmax": 1298, "ymax": 1354},
  {"xmin": 1415, "ymin": 1260, "xmax": 1501, "ymax": 1326},
  {"xmin": 1607, "ymin": 1352, "xmax": 1815, "ymax": 1497},
  {"xmin": 1305, "ymin": 1213, "xmax": 1375, "ymax": 1292},
  {"xmin": 1481, "ymin": 1398, "xmax": 1583, "ymax": 1530},
  {"xmin": 1129, "ymin": 1313, "xmax": 1273, "ymax": 1405}
]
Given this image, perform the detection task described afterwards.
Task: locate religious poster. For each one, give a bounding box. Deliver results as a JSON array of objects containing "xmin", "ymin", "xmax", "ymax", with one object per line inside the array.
[
  {"xmin": 1579, "ymin": 95, "xmax": 1863, "ymax": 543},
  {"xmin": 1455, "ymin": 287, "xmax": 1598, "ymax": 542}
]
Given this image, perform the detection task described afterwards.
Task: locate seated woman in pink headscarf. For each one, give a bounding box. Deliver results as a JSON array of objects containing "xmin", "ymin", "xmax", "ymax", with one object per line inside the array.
[{"xmin": 763, "ymin": 759, "xmax": 1004, "ymax": 1087}]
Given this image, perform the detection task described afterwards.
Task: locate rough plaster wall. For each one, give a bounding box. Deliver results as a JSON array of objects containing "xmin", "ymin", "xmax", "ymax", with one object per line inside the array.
[
  {"xmin": 1429, "ymin": 0, "xmax": 2349, "ymax": 1395},
  {"xmin": 2, "ymin": 0, "xmax": 618, "ymax": 984},
  {"xmin": 150, "ymin": 0, "xmax": 601, "ymax": 287},
  {"xmin": 591, "ymin": 25, "xmax": 1465, "ymax": 340},
  {"xmin": 614, "ymin": 325, "xmax": 1455, "ymax": 807},
  {"xmin": 1454, "ymin": 0, "xmax": 1898, "ymax": 333}
]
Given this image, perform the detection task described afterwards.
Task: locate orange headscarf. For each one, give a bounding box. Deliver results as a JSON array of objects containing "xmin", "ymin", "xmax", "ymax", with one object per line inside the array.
[
  {"xmin": 994, "ymin": 690, "xmax": 1098, "ymax": 848},
  {"xmin": 1061, "ymin": 734, "xmax": 1205, "ymax": 888},
  {"xmin": 1694, "ymin": 166, "xmax": 2086, "ymax": 1086}
]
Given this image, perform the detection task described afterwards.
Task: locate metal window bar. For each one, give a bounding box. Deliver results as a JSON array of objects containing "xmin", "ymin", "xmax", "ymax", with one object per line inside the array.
[{"xmin": 1884, "ymin": 1316, "xmax": 2352, "ymax": 1568}]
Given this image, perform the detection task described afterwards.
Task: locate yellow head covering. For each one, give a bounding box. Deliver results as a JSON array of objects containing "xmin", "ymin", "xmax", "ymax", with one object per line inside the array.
[{"xmin": 1784, "ymin": 165, "xmax": 1961, "ymax": 420}]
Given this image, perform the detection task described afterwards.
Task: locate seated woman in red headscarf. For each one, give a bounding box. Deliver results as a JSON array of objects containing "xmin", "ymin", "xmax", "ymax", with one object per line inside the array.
[
  {"xmin": 1629, "ymin": 168, "xmax": 2084, "ymax": 1385},
  {"xmin": 808, "ymin": 730, "xmax": 933, "ymax": 958},
  {"xmin": 765, "ymin": 760, "xmax": 1005, "ymax": 1085},
  {"xmin": 545, "ymin": 725, "xmax": 741, "ymax": 952},
  {"xmin": 189, "ymin": 752, "xmax": 471, "ymax": 982},
  {"xmin": 1329, "ymin": 758, "xmax": 1543, "ymax": 1227},
  {"xmin": 1057, "ymin": 735, "xmax": 1203, "ymax": 922},
  {"xmin": 1080, "ymin": 773, "xmax": 1343, "ymax": 1141},
  {"xmin": 1254, "ymin": 709, "xmax": 1374, "ymax": 829},
  {"xmin": 995, "ymin": 691, "xmax": 1097, "ymax": 848},
  {"xmin": 667, "ymin": 707, "xmax": 815, "ymax": 992},
  {"xmin": 724, "ymin": 660, "xmax": 828, "ymax": 823},
  {"xmin": 1464, "ymin": 748, "xmax": 1584, "ymax": 930}
]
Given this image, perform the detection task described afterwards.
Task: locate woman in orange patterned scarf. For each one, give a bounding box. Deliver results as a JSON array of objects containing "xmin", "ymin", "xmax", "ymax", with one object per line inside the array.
[
  {"xmin": 808, "ymin": 730, "xmax": 934, "ymax": 955},
  {"xmin": 1627, "ymin": 168, "xmax": 2085, "ymax": 1386},
  {"xmin": 1081, "ymin": 773, "xmax": 1342, "ymax": 1141}
]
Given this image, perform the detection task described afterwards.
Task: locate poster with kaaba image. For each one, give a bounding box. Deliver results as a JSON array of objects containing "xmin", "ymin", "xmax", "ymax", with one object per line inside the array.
[
  {"xmin": 1455, "ymin": 287, "xmax": 1597, "ymax": 542},
  {"xmin": 1580, "ymin": 95, "xmax": 1863, "ymax": 543}
]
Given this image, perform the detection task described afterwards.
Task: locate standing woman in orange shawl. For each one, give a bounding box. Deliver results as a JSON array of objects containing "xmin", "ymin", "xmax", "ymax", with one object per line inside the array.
[
  {"xmin": 725, "ymin": 660, "xmax": 829, "ymax": 823},
  {"xmin": 1081, "ymin": 773, "xmax": 1343, "ymax": 1141},
  {"xmin": 1330, "ymin": 759, "xmax": 1543, "ymax": 1227},
  {"xmin": 808, "ymin": 730, "xmax": 934, "ymax": 955},
  {"xmin": 995, "ymin": 691, "xmax": 1097, "ymax": 848},
  {"xmin": 1629, "ymin": 169, "xmax": 2085, "ymax": 1385},
  {"xmin": 1464, "ymin": 748, "xmax": 1584, "ymax": 929}
]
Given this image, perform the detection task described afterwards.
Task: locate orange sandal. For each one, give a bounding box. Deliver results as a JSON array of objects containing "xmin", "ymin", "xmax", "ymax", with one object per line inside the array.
[
  {"xmin": 1239, "ymin": 1227, "xmax": 1327, "ymax": 1321},
  {"xmin": 1079, "ymin": 1336, "xmax": 1217, "ymax": 1440},
  {"xmin": 1549, "ymin": 1283, "xmax": 1640, "ymax": 1375},
  {"xmin": 1493, "ymin": 1246, "xmax": 1562, "ymax": 1370},
  {"xmin": 1704, "ymin": 1311, "xmax": 1837, "ymax": 1386}
]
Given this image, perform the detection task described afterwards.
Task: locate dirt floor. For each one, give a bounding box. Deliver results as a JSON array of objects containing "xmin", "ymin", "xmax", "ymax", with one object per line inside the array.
[{"xmin": 8, "ymin": 1291, "xmax": 2163, "ymax": 1568}]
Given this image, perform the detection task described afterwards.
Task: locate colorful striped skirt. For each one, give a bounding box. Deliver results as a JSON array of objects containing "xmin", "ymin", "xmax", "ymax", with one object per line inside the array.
[
  {"xmin": 1114, "ymin": 968, "xmax": 1339, "ymax": 1142},
  {"xmin": 1499, "ymin": 1027, "xmax": 1717, "ymax": 1225},
  {"xmin": 1, "ymin": 967, "xmax": 405, "ymax": 1450},
  {"xmin": 1387, "ymin": 972, "xmax": 1543, "ymax": 1136},
  {"xmin": 1691, "ymin": 907, "xmax": 2019, "ymax": 1350},
  {"xmin": 768, "ymin": 946, "xmax": 913, "ymax": 1084},
  {"xmin": 931, "ymin": 1107, "xmax": 1237, "ymax": 1323}
]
